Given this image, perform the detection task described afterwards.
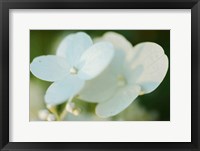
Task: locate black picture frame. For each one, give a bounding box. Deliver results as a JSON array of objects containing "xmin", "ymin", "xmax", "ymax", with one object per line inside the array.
[{"xmin": 0, "ymin": 0, "xmax": 199, "ymax": 151}]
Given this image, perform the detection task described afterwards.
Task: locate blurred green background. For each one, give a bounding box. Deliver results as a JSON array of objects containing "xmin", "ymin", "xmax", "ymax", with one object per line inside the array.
[{"xmin": 30, "ymin": 30, "xmax": 170, "ymax": 121}]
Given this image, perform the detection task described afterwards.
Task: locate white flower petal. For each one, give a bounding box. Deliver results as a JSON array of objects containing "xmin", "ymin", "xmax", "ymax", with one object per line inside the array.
[
  {"xmin": 78, "ymin": 48, "xmax": 125, "ymax": 103},
  {"xmin": 129, "ymin": 42, "xmax": 169, "ymax": 94},
  {"xmin": 96, "ymin": 85, "xmax": 141, "ymax": 118},
  {"xmin": 78, "ymin": 68, "xmax": 118, "ymax": 103},
  {"xmin": 110, "ymin": 49, "xmax": 126, "ymax": 75},
  {"xmin": 138, "ymin": 55, "xmax": 168, "ymax": 94},
  {"xmin": 77, "ymin": 42, "xmax": 114, "ymax": 80},
  {"xmin": 45, "ymin": 75, "xmax": 85, "ymax": 105},
  {"xmin": 101, "ymin": 32, "xmax": 134, "ymax": 61},
  {"xmin": 56, "ymin": 32, "xmax": 93, "ymax": 66},
  {"xmin": 30, "ymin": 55, "xmax": 69, "ymax": 82}
]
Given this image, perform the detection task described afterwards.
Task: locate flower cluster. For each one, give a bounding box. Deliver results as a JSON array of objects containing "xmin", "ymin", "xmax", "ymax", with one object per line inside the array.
[{"xmin": 30, "ymin": 32, "xmax": 168, "ymax": 119}]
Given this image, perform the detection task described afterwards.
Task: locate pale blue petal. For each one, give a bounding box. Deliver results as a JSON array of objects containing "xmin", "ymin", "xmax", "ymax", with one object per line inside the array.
[
  {"xmin": 96, "ymin": 85, "xmax": 141, "ymax": 118},
  {"xmin": 30, "ymin": 55, "xmax": 69, "ymax": 82},
  {"xmin": 129, "ymin": 42, "xmax": 169, "ymax": 94},
  {"xmin": 78, "ymin": 67, "xmax": 118, "ymax": 103},
  {"xmin": 77, "ymin": 42, "xmax": 114, "ymax": 80},
  {"xmin": 56, "ymin": 32, "xmax": 93, "ymax": 66},
  {"xmin": 45, "ymin": 75, "xmax": 85, "ymax": 105}
]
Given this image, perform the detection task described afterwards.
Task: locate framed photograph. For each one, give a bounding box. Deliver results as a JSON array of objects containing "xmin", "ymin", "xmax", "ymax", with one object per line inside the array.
[
  {"xmin": 0, "ymin": 0, "xmax": 199, "ymax": 151},
  {"xmin": 29, "ymin": 29, "xmax": 170, "ymax": 122}
]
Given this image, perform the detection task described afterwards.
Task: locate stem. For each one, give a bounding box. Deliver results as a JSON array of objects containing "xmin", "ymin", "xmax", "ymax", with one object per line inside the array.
[
  {"xmin": 54, "ymin": 112, "xmax": 60, "ymax": 121},
  {"xmin": 47, "ymin": 105, "xmax": 60, "ymax": 121},
  {"xmin": 59, "ymin": 97, "xmax": 74, "ymax": 121}
]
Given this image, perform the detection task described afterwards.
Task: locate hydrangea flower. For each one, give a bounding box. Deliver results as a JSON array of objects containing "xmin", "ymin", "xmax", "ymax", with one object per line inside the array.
[
  {"xmin": 79, "ymin": 32, "xmax": 169, "ymax": 118},
  {"xmin": 30, "ymin": 32, "xmax": 114, "ymax": 105}
]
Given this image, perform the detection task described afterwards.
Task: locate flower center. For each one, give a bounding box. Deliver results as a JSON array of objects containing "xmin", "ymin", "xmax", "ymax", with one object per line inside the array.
[
  {"xmin": 117, "ymin": 75, "xmax": 127, "ymax": 87},
  {"xmin": 69, "ymin": 67, "xmax": 78, "ymax": 75}
]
